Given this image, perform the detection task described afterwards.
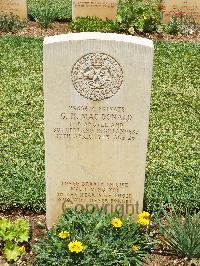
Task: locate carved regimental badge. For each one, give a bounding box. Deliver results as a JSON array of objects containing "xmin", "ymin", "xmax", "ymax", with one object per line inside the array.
[{"xmin": 71, "ymin": 53, "xmax": 123, "ymax": 101}]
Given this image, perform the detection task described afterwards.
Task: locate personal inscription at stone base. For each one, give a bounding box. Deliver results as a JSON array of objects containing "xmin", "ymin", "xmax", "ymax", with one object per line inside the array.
[
  {"xmin": 44, "ymin": 33, "xmax": 154, "ymax": 228},
  {"xmin": 72, "ymin": 0, "xmax": 117, "ymax": 21},
  {"xmin": 161, "ymin": 0, "xmax": 200, "ymax": 23}
]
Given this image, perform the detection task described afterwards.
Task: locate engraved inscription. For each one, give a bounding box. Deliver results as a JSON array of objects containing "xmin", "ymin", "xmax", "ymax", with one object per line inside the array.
[
  {"xmin": 57, "ymin": 180, "xmax": 139, "ymax": 215},
  {"xmin": 162, "ymin": 0, "xmax": 200, "ymax": 23},
  {"xmin": 53, "ymin": 105, "xmax": 138, "ymax": 141},
  {"xmin": 73, "ymin": 1, "xmax": 116, "ymax": 8},
  {"xmin": 71, "ymin": 53, "xmax": 123, "ymax": 101},
  {"xmin": 59, "ymin": 181, "xmax": 131, "ymax": 204},
  {"xmin": 0, "ymin": 0, "xmax": 27, "ymax": 19}
]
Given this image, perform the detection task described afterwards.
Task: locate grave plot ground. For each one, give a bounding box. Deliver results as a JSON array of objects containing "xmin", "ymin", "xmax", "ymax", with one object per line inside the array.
[
  {"xmin": 0, "ymin": 34, "xmax": 199, "ymax": 265},
  {"xmin": 0, "ymin": 210, "xmax": 195, "ymax": 266},
  {"xmin": 0, "ymin": 37, "xmax": 199, "ymax": 214},
  {"xmin": 0, "ymin": 21, "xmax": 200, "ymax": 42}
]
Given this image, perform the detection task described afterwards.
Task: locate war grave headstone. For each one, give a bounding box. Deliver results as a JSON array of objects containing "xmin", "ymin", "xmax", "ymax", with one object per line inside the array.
[
  {"xmin": 0, "ymin": 0, "xmax": 27, "ymax": 20},
  {"xmin": 44, "ymin": 32, "xmax": 154, "ymax": 228},
  {"xmin": 161, "ymin": 0, "xmax": 200, "ymax": 24},
  {"xmin": 72, "ymin": 0, "xmax": 117, "ymax": 21}
]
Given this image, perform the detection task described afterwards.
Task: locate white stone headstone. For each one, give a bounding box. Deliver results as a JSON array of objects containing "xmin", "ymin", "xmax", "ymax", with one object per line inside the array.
[
  {"xmin": 161, "ymin": 0, "xmax": 200, "ymax": 24},
  {"xmin": 72, "ymin": 0, "xmax": 118, "ymax": 21},
  {"xmin": 0, "ymin": 0, "xmax": 27, "ymax": 20},
  {"xmin": 44, "ymin": 33, "xmax": 154, "ymax": 228}
]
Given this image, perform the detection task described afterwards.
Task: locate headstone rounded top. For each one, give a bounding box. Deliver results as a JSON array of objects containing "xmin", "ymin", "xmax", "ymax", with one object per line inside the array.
[{"xmin": 44, "ymin": 32, "xmax": 153, "ymax": 48}]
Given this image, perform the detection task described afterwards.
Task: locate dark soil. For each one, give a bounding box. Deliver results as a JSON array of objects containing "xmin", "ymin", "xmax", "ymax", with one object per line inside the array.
[
  {"xmin": 0, "ymin": 21, "xmax": 69, "ymax": 38},
  {"xmin": 0, "ymin": 21, "xmax": 200, "ymax": 42}
]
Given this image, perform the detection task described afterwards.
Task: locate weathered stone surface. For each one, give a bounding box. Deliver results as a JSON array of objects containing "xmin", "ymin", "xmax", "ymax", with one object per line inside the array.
[
  {"xmin": 161, "ymin": 0, "xmax": 200, "ymax": 23},
  {"xmin": 44, "ymin": 33, "xmax": 154, "ymax": 228},
  {"xmin": 0, "ymin": 0, "xmax": 27, "ymax": 20},
  {"xmin": 72, "ymin": 0, "xmax": 117, "ymax": 21}
]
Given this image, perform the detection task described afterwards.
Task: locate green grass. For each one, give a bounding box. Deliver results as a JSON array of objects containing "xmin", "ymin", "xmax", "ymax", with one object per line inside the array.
[
  {"xmin": 146, "ymin": 41, "xmax": 200, "ymax": 212},
  {"xmin": 0, "ymin": 37, "xmax": 199, "ymax": 213},
  {"xmin": 0, "ymin": 37, "xmax": 44, "ymax": 212}
]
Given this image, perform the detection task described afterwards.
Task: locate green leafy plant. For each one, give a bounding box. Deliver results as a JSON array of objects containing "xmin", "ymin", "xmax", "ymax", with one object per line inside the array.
[
  {"xmin": 157, "ymin": 208, "xmax": 200, "ymax": 260},
  {"xmin": 30, "ymin": 3, "xmax": 58, "ymax": 28},
  {"xmin": 28, "ymin": 0, "xmax": 72, "ymax": 21},
  {"xmin": 117, "ymin": 0, "xmax": 162, "ymax": 33},
  {"xmin": 166, "ymin": 15, "xmax": 181, "ymax": 34},
  {"xmin": 166, "ymin": 11, "xmax": 200, "ymax": 35},
  {"xmin": 0, "ymin": 218, "xmax": 29, "ymax": 262},
  {"xmin": 70, "ymin": 17, "xmax": 118, "ymax": 32},
  {"xmin": 35, "ymin": 208, "xmax": 152, "ymax": 265},
  {"xmin": 180, "ymin": 15, "xmax": 200, "ymax": 34},
  {"xmin": 0, "ymin": 15, "xmax": 26, "ymax": 32}
]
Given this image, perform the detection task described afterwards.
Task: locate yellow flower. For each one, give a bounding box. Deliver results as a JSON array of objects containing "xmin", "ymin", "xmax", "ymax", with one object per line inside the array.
[
  {"xmin": 138, "ymin": 211, "xmax": 150, "ymax": 220},
  {"xmin": 137, "ymin": 217, "xmax": 150, "ymax": 227},
  {"xmin": 19, "ymin": 246, "xmax": 25, "ymax": 254},
  {"xmin": 131, "ymin": 245, "xmax": 138, "ymax": 252},
  {"xmin": 58, "ymin": 231, "xmax": 70, "ymax": 239},
  {"xmin": 68, "ymin": 240, "xmax": 84, "ymax": 253},
  {"xmin": 111, "ymin": 217, "xmax": 123, "ymax": 228}
]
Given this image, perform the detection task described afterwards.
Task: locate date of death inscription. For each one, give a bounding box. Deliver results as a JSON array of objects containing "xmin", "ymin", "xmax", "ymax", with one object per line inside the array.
[{"xmin": 53, "ymin": 105, "xmax": 139, "ymax": 141}]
